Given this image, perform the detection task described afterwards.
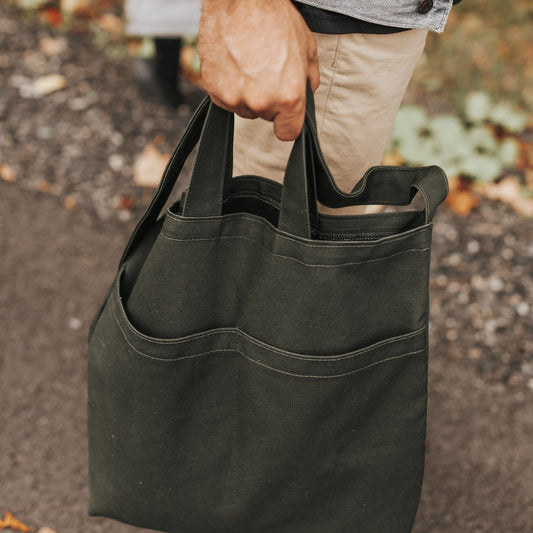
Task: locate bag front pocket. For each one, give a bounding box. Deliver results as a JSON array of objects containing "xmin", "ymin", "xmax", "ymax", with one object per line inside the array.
[{"xmin": 87, "ymin": 272, "xmax": 428, "ymax": 533}]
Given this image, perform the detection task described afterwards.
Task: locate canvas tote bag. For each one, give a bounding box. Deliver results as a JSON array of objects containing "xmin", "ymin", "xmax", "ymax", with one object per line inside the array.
[{"xmin": 87, "ymin": 93, "xmax": 448, "ymax": 533}]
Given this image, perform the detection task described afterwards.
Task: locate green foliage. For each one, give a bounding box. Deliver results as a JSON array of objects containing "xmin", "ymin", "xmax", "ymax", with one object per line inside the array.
[
  {"xmin": 388, "ymin": 91, "xmax": 527, "ymax": 182},
  {"xmin": 464, "ymin": 91, "xmax": 492, "ymax": 124},
  {"xmin": 489, "ymin": 102, "xmax": 529, "ymax": 134}
]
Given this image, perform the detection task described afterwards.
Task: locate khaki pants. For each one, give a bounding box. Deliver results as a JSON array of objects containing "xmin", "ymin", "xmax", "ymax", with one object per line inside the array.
[{"xmin": 232, "ymin": 30, "xmax": 428, "ymax": 214}]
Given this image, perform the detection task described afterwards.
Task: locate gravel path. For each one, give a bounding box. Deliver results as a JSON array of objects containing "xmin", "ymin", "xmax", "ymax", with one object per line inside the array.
[
  {"xmin": 1, "ymin": 3, "xmax": 203, "ymax": 221},
  {"xmin": 3, "ymin": 3, "xmax": 531, "ymax": 384}
]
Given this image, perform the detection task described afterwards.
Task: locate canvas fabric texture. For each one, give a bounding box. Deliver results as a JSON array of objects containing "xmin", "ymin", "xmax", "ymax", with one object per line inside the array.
[{"xmin": 87, "ymin": 92, "xmax": 448, "ymax": 533}]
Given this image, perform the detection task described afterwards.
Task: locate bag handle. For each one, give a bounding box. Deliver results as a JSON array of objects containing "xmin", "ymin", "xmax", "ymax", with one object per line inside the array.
[
  {"xmin": 180, "ymin": 84, "xmax": 448, "ymax": 237},
  {"xmin": 118, "ymin": 97, "xmax": 211, "ymax": 266},
  {"xmin": 120, "ymin": 87, "xmax": 448, "ymax": 265},
  {"xmin": 277, "ymin": 83, "xmax": 449, "ymax": 234},
  {"xmin": 180, "ymin": 101, "xmax": 235, "ymax": 218}
]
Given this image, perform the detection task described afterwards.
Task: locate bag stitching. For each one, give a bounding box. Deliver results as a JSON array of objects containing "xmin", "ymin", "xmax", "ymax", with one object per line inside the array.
[
  {"xmin": 240, "ymin": 326, "xmax": 426, "ymax": 361},
  {"xmin": 102, "ymin": 311, "xmax": 426, "ymax": 379},
  {"xmin": 165, "ymin": 211, "xmax": 432, "ymax": 248},
  {"xmin": 220, "ymin": 195, "xmax": 423, "ymax": 225},
  {"xmin": 415, "ymin": 184, "xmax": 431, "ymax": 224},
  {"xmin": 222, "ymin": 192, "xmax": 280, "ymax": 210},
  {"xmin": 160, "ymin": 231, "xmax": 429, "ymax": 268},
  {"xmin": 237, "ymin": 348, "xmax": 426, "ymax": 379},
  {"xmin": 113, "ymin": 292, "xmax": 426, "ymax": 358},
  {"xmin": 111, "ymin": 302, "xmax": 426, "ymax": 368}
]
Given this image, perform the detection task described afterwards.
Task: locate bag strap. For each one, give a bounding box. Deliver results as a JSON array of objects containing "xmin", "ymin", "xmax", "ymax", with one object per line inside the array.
[
  {"xmin": 120, "ymin": 87, "xmax": 449, "ymax": 264},
  {"xmin": 181, "ymin": 102, "xmax": 234, "ymax": 217},
  {"xmin": 306, "ymin": 109, "xmax": 448, "ymax": 225},
  {"xmin": 315, "ymin": 163, "xmax": 449, "ymax": 225},
  {"xmin": 118, "ymin": 97, "xmax": 211, "ymax": 267},
  {"xmin": 277, "ymin": 84, "xmax": 449, "ymax": 235}
]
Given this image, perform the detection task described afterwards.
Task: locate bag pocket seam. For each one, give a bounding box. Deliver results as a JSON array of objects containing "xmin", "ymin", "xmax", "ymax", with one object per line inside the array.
[
  {"xmin": 105, "ymin": 306, "xmax": 427, "ymax": 379},
  {"xmin": 161, "ymin": 229, "xmax": 429, "ymax": 268},
  {"xmin": 165, "ymin": 210, "xmax": 432, "ymax": 248},
  {"xmin": 108, "ymin": 279, "xmax": 427, "ymax": 378},
  {"xmin": 237, "ymin": 348, "xmax": 426, "ymax": 379}
]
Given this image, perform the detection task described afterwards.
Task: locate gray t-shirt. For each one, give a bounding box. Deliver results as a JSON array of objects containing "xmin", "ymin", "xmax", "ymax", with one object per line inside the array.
[{"xmin": 294, "ymin": 0, "xmax": 456, "ymax": 33}]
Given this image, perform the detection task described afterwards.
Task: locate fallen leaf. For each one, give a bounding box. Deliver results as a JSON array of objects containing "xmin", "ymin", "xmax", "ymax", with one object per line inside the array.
[
  {"xmin": 381, "ymin": 150, "xmax": 405, "ymax": 166},
  {"xmin": 129, "ymin": 37, "xmax": 155, "ymax": 59},
  {"xmin": 510, "ymin": 196, "xmax": 533, "ymax": 217},
  {"xmin": 474, "ymin": 176, "xmax": 522, "ymax": 203},
  {"xmin": 64, "ymin": 195, "xmax": 77, "ymax": 211},
  {"xmin": 447, "ymin": 176, "xmax": 461, "ymax": 193},
  {"xmin": 41, "ymin": 6, "xmax": 63, "ymax": 27},
  {"xmin": 133, "ymin": 143, "xmax": 170, "ymax": 188},
  {"xmin": 0, "ymin": 163, "xmax": 16, "ymax": 182},
  {"xmin": 39, "ymin": 37, "xmax": 67, "ymax": 57},
  {"xmin": 96, "ymin": 13, "xmax": 123, "ymax": 38},
  {"xmin": 0, "ymin": 511, "xmax": 32, "ymax": 532},
  {"xmin": 517, "ymin": 140, "xmax": 533, "ymax": 172},
  {"xmin": 118, "ymin": 194, "xmax": 135, "ymax": 210},
  {"xmin": 525, "ymin": 169, "xmax": 533, "ymax": 189},
  {"xmin": 126, "ymin": 39, "xmax": 142, "ymax": 56},
  {"xmin": 152, "ymin": 133, "xmax": 166, "ymax": 147},
  {"xmin": 60, "ymin": 0, "xmax": 91, "ymax": 14},
  {"xmin": 32, "ymin": 74, "xmax": 67, "ymax": 96},
  {"xmin": 36, "ymin": 180, "xmax": 53, "ymax": 193},
  {"xmin": 37, "ymin": 527, "xmax": 57, "ymax": 533},
  {"xmin": 474, "ymin": 176, "xmax": 533, "ymax": 217},
  {"xmin": 445, "ymin": 188, "xmax": 481, "ymax": 217}
]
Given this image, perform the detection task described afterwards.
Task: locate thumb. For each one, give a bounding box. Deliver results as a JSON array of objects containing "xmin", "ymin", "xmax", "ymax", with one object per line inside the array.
[
  {"xmin": 272, "ymin": 90, "xmax": 306, "ymax": 141},
  {"xmin": 273, "ymin": 109, "xmax": 306, "ymax": 141}
]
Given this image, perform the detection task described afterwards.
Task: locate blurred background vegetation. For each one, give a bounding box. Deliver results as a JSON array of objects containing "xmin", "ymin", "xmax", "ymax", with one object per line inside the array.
[
  {"xmin": 6, "ymin": 0, "xmax": 533, "ymax": 217},
  {"xmin": 416, "ymin": 0, "xmax": 533, "ymax": 113}
]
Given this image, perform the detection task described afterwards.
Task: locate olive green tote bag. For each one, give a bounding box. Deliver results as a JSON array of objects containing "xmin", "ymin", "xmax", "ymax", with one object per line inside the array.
[{"xmin": 87, "ymin": 94, "xmax": 448, "ymax": 533}]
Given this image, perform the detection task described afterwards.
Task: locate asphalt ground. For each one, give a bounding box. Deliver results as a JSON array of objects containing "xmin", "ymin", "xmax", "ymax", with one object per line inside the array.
[{"xmin": 1, "ymin": 182, "xmax": 532, "ymax": 532}]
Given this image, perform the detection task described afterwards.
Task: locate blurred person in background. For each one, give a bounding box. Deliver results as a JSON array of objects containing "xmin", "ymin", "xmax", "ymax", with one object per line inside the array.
[{"xmin": 124, "ymin": 0, "xmax": 201, "ymax": 108}]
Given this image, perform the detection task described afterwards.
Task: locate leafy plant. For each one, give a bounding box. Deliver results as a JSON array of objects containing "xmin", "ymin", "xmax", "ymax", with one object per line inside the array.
[{"xmin": 387, "ymin": 91, "xmax": 527, "ymax": 183}]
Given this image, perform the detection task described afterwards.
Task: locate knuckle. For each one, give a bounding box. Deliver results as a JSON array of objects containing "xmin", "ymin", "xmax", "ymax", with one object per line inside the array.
[
  {"xmin": 223, "ymin": 93, "xmax": 242, "ymax": 109},
  {"xmin": 280, "ymin": 87, "xmax": 304, "ymax": 112},
  {"xmin": 201, "ymin": 79, "xmax": 243, "ymax": 110},
  {"xmin": 214, "ymin": 89, "xmax": 242, "ymax": 110},
  {"xmin": 246, "ymin": 94, "xmax": 270, "ymax": 115}
]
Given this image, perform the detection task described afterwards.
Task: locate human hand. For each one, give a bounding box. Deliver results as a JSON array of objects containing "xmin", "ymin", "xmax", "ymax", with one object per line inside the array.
[{"xmin": 198, "ymin": 0, "xmax": 320, "ymax": 141}]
